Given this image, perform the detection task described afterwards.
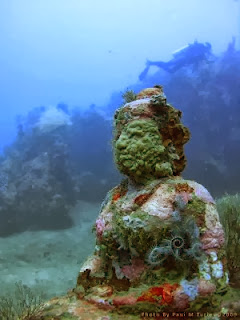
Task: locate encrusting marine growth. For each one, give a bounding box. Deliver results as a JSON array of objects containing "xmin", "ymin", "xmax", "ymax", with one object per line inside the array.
[{"xmin": 74, "ymin": 86, "xmax": 230, "ymax": 317}]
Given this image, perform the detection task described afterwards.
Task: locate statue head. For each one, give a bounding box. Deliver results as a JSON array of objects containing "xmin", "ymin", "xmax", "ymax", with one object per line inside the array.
[{"xmin": 113, "ymin": 86, "xmax": 190, "ymax": 184}]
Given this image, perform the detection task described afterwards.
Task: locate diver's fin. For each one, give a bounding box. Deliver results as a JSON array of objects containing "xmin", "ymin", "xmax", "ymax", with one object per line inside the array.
[
  {"xmin": 146, "ymin": 59, "xmax": 153, "ymax": 66},
  {"xmin": 139, "ymin": 65, "xmax": 150, "ymax": 81}
]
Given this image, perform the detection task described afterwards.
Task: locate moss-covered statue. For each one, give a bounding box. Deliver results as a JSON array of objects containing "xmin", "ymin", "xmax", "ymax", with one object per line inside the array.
[{"xmin": 76, "ymin": 86, "xmax": 229, "ymax": 315}]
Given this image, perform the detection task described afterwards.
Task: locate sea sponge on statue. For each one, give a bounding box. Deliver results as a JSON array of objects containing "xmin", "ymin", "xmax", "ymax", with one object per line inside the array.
[
  {"xmin": 114, "ymin": 86, "xmax": 189, "ymax": 183},
  {"xmin": 76, "ymin": 86, "xmax": 229, "ymax": 315}
]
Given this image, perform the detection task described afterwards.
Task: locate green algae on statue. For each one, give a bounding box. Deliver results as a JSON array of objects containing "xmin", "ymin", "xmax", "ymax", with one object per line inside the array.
[
  {"xmin": 76, "ymin": 86, "xmax": 229, "ymax": 316},
  {"xmin": 114, "ymin": 86, "xmax": 190, "ymax": 184}
]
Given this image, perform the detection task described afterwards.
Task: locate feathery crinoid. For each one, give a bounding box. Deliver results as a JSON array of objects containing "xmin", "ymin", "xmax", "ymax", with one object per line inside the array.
[{"xmin": 146, "ymin": 216, "xmax": 204, "ymax": 267}]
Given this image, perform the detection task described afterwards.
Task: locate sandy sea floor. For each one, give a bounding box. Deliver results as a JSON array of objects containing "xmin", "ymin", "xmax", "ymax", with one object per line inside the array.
[{"xmin": 0, "ymin": 201, "xmax": 100, "ymax": 299}]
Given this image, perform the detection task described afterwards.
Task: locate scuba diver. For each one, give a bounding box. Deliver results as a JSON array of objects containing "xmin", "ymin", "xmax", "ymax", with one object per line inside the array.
[{"xmin": 139, "ymin": 41, "xmax": 213, "ymax": 80}]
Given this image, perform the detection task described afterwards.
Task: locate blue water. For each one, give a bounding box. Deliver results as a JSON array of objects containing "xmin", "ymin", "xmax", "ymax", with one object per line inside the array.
[{"xmin": 0, "ymin": 0, "xmax": 239, "ymax": 311}]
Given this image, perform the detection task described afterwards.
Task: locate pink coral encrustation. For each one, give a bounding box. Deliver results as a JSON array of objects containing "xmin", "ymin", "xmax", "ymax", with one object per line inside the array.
[
  {"xmin": 96, "ymin": 218, "xmax": 105, "ymax": 241},
  {"xmin": 121, "ymin": 258, "xmax": 145, "ymax": 281},
  {"xmin": 201, "ymin": 224, "xmax": 225, "ymax": 250}
]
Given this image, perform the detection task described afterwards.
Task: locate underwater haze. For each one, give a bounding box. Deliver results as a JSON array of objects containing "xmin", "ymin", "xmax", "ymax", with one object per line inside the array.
[
  {"xmin": 0, "ymin": 0, "xmax": 239, "ymax": 149},
  {"xmin": 0, "ymin": 0, "xmax": 240, "ymax": 316}
]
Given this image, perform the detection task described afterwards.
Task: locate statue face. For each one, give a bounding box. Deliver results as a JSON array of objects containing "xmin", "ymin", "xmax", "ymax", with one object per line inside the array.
[
  {"xmin": 113, "ymin": 88, "xmax": 190, "ymax": 184},
  {"xmin": 114, "ymin": 118, "xmax": 173, "ymax": 184}
]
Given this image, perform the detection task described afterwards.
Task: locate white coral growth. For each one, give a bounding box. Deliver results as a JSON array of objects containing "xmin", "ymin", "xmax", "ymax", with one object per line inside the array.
[
  {"xmin": 35, "ymin": 106, "xmax": 72, "ymax": 133},
  {"xmin": 211, "ymin": 261, "xmax": 223, "ymax": 278},
  {"xmin": 199, "ymin": 260, "xmax": 211, "ymax": 280},
  {"xmin": 180, "ymin": 278, "xmax": 198, "ymax": 301}
]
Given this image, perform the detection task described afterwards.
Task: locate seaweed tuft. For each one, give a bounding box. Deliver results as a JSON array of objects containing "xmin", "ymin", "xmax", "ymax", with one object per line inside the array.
[
  {"xmin": 217, "ymin": 193, "xmax": 240, "ymax": 288},
  {"xmin": 0, "ymin": 281, "xmax": 44, "ymax": 320},
  {"xmin": 122, "ymin": 89, "xmax": 137, "ymax": 103}
]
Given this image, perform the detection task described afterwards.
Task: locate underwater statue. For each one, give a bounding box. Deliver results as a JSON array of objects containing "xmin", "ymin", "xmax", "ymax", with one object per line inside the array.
[
  {"xmin": 74, "ymin": 86, "xmax": 229, "ymax": 317},
  {"xmin": 139, "ymin": 41, "xmax": 213, "ymax": 80}
]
